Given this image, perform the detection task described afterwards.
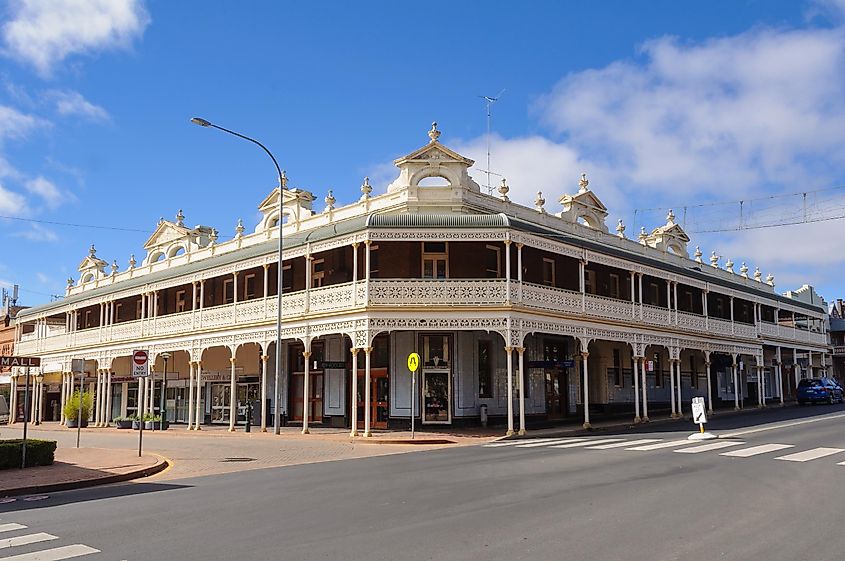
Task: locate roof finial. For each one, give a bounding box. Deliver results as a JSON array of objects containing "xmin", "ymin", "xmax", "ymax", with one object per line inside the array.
[
  {"xmin": 694, "ymin": 246, "xmax": 703, "ymax": 263},
  {"xmin": 89, "ymin": 244, "xmax": 96, "ymax": 257},
  {"xmin": 666, "ymin": 209, "xmax": 675, "ymax": 224},
  {"xmin": 616, "ymin": 219, "xmax": 626, "ymax": 239},
  {"xmin": 535, "ymin": 191, "xmax": 546, "ymax": 213},
  {"xmin": 209, "ymin": 228, "xmax": 218, "ymax": 245},
  {"xmin": 710, "ymin": 251, "xmax": 719, "ymax": 268},
  {"xmin": 725, "ymin": 258, "xmax": 734, "ymax": 274},
  {"xmin": 235, "ymin": 218, "xmax": 245, "ymax": 238},
  {"xmin": 639, "ymin": 227, "xmax": 648, "ymax": 245},
  {"xmin": 428, "ymin": 121, "xmax": 441, "ymax": 143},
  {"xmin": 754, "ymin": 266, "xmax": 762, "ymax": 282},
  {"xmin": 280, "ymin": 170, "xmax": 288, "ymax": 189},
  {"xmin": 497, "ymin": 178, "xmax": 510, "ymax": 202},
  {"xmin": 176, "ymin": 209, "xmax": 185, "ymax": 227},
  {"xmin": 324, "ymin": 189, "xmax": 336, "ymax": 213},
  {"xmin": 740, "ymin": 262, "xmax": 749, "ymax": 278},
  {"xmin": 766, "ymin": 273, "xmax": 775, "ymax": 287},
  {"xmin": 578, "ymin": 172, "xmax": 589, "ymax": 193},
  {"xmin": 111, "ymin": 260, "xmax": 118, "ymax": 275},
  {"xmin": 128, "ymin": 254, "xmax": 137, "ymax": 269},
  {"xmin": 66, "ymin": 277, "xmax": 74, "ymax": 287},
  {"xmin": 360, "ymin": 177, "xmax": 372, "ymax": 201}
]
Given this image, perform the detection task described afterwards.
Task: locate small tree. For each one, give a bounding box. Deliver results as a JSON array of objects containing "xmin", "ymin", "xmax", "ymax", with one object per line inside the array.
[{"xmin": 62, "ymin": 390, "xmax": 93, "ymax": 421}]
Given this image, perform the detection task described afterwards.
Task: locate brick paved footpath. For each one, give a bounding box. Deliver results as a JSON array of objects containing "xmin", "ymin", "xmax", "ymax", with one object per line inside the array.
[{"xmin": 1, "ymin": 423, "xmax": 498, "ymax": 481}]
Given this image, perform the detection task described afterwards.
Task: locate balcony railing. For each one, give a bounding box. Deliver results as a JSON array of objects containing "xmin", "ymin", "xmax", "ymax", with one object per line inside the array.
[{"xmin": 16, "ymin": 278, "xmax": 829, "ymax": 355}]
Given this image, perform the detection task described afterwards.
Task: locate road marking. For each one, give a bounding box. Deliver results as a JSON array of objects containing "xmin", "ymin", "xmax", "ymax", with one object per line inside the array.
[
  {"xmin": 0, "ymin": 523, "xmax": 27, "ymax": 533},
  {"xmin": 485, "ymin": 438, "xmax": 561, "ymax": 448},
  {"xmin": 720, "ymin": 444, "xmax": 794, "ymax": 457},
  {"xmin": 0, "ymin": 544, "xmax": 100, "ymax": 560},
  {"xmin": 0, "ymin": 532, "xmax": 58, "ymax": 549},
  {"xmin": 549, "ymin": 438, "xmax": 625, "ymax": 449},
  {"xmin": 722, "ymin": 411, "xmax": 845, "ymax": 438},
  {"xmin": 516, "ymin": 438, "xmax": 587, "ymax": 448},
  {"xmin": 586, "ymin": 439, "xmax": 661, "ymax": 450},
  {"xmin": 775, "ymin": 447, "xmax": 845, "ymax": 462},
  {"xmin": 626, "ymin": 440, "xmax": 698, "ymax": 451},
  {"xmin": 675, "ymin": 441, "xmax": 745, "ymax": 454}
]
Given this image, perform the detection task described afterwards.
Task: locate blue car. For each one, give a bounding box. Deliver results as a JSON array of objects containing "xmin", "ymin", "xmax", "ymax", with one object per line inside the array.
[{"xmin": 797, "ymin": 378, "xmax": 844, "ymax": 405}]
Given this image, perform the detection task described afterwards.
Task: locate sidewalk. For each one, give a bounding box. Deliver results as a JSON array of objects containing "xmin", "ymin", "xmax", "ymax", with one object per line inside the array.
[{"xmin": 0, "ymin": 447, "xmax": 167, "ymax": 497}]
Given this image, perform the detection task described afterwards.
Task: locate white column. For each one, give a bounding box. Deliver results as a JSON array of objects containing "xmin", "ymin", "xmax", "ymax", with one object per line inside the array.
[
  {"xmin": 633, "ymin": 354, "xmax": 641, "ymax": 423},
  {"xmin": 758, "ymin": 365, "xmax": 765, "ymax": 407},
  {"xmin": 228, "ymin": 356, "xmax": 237, "ymax": 432},
  {"xmin": 630, "ymin": 273, "xmax": 636, "ymax": 318},
  {"xmin": 58, "ymin": 374, "xmax": 65, "ymax": 425},
  {"xmin": 352, "ymin": 243, "xmax": 359, "ymax": 306},
  {"xmin": 579, "ymin": 260, "xmax": 586, "ymax": 312},
  {"xmin": 675, "ymin": 359, "xmax": 683, "ymax": 417},
  {"xmin": 100, "ymin": 370, "xmax": 107, "ymax": 425},
  {"xmin": 581, "ymin": 351, "xmax": 591, "ymax": 429},
  {"xmin": 705, "ymin": 359, "xmax": 714, "ymax": 414},
  {"xmin": 638, "ymin": 273, "xmax": 644, "ymax": 320},
  {"xmin": 105, "ymin": 370, "xmax": 112, "ymax": 425},
  {"xmin": 187, "ymin": 361, "xmax": 195, "ymax": 430},
  {"xmin": 364, "ymin": 346, "xmax": 372, "ymax": 437},
  {"xmin": 350, "ymin": 348, "xmax": 360, "ymax": 437},
  {"xmin": 504, "ymin": 240, "xmax": 512, "ymax": 303},
  {"xmin": 733, "ymin": 357, "xmax": 740, "ymax": 410},
  {"xmin": 516, "ymin": 243, "xmax": 523, "ymax": 302},
  {"xmin": 9, "ymin": 375, "xmax": 16, "ymax": 424},
  {"xmin": 364, "ymin": 240, "xmax": 371, "ymax": 304},
  {"xmin": 730, "ymin": 296, "xmax": 735, "ymax": 334},
  {"xmin": 194, "ymin": 361, "xmax": 203, "ymax": 430},
  {"xmin": 641, "ymin": 358, "xmax": 649, "ymax": 422},
  {"xmin": 260, "ymin": 354, "xmax": 268, "ymax": 432},
  {"xmin": 777, "ymin": 347, "xmax": 784, "ymax": 405},
  {"xmin": 505, "ymin": 346, "xmax": 514, "ymax": 435},
  {"xmin": 30, "ymin": 379, "xmax": 37, "ymax": 423},
  {"xmin": 95, "ymin": 370, "xmax": 103, "ymax": 426},
  {"xmin": 517, "ymin": 347, "xmax": 526, "ymax": 435},
  {"xmin": 669, "ymin": 358, "xmax": 677, "ymax": 417},
  {"xmin": 302, "ymin": 348, "xmax": 311, "ymax": 435}
]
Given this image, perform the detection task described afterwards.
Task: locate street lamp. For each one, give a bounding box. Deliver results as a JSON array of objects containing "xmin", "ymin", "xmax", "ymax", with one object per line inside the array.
[
  {"xmin": 191, "ymin": 117, "xmax": 285, "ymax": 435},
  {"xmin": 159, "ymin": 352, "xmax": 171, "ymax": 431}
]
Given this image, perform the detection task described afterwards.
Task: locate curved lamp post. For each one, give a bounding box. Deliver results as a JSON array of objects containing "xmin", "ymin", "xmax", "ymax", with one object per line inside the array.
[{"xmin": 191, "ymin": 117, "xmax": 285, "ymax": 435}]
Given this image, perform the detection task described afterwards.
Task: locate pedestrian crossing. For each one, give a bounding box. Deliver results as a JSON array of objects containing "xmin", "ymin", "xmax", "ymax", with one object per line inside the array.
[
  {"xmin": 0, "ymin": 517, "xmax": 101, "ymax": 560},
  {"xmin": 483, "ymin": 436, "xmax": 845, "ymax": 467}
]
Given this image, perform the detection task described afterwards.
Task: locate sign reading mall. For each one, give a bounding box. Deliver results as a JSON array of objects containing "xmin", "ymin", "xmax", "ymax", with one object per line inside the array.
[{"xmin": 0, "ymin": 355, "xmax": 41, "ymax": 367}]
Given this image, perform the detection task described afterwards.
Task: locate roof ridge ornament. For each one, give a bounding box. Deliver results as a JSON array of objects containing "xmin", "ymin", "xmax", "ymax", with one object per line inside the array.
[
  {"xmin": 666, "ymin": 209, "xmax": 675, "ymax": 225},
  {"xmin": 578, "ymin": 172, "xmax": 589, "ymax": 193},
  {"xmin": 639, "ymin": 227, "xmax": 648, "ymax": 245},
  {"xmin": 535, "ymin": 191, "xmax": 546, "ymax": 213},
  {"xmin": 725, "ymin": 258, "xmax": 735, "ymax": 274},
  {"xmin": 176, "ymin": 209, "xmax": 185, "ymax": 227},
  {"xmin": 497, "ymin": 178, "xmax": 510, "ymax": 202},
  {"xmin": 754, "ymin": 266, "xmax": 762, "ymax": 282},
  {"xmin": 616, "ymin": 219, "xmax": 626, "ymax": 239},
  {"xmin": 428, "ymin": 121, "xmax": 441, "ymax": 143},
  {"xmin": 740, "ymin": 262, "xmax": 749, "ymax": 278},
  {"xmin": 280, "ymin": 170, "xmax": 288, "ymax": 190},
  {"xmin": 129, "ymin": 254, "xmax": 137, "ymax": 269},
  {"xmin": 710, "ymin": 251, "xmax": 719, "ymax": 268},
  {"xmin": 694, "ymin": 246, "xmax": 703, "ymax": 263},
  {"xmin": 324, "ymin": 189, "xmax": 335, "ymax": 212},
  {"xmin": 235, "ymin": 218, "xmax": 245, "ymax": 238},
  {"xmin": 89, "ymin": 244, "xmax": 96, "ymax": 258},
  {"xmin": 360, "ymin": 177, "xmax": 372, "ymax": 201}
]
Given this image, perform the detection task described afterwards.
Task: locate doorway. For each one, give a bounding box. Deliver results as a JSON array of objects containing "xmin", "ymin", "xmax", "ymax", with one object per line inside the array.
[
  {"xmin": 289, "ymin": 342, "xmax": 325, "ymax": 424},
  {"xmin": 357, "ymin": 368, "xmax": 389, "ymax": 429},
  {"xmin": 545, "ymin": 368, "xmax": 568, "ymax": 418},
  {"xmin": 420, "ymin": 334, "xmax": 452, "ymax": 424}
]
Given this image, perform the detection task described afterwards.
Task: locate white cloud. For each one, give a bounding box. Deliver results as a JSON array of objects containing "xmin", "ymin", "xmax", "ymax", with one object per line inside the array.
[
  {"xmin": 25, "ymin": 175, "xmax": 70, "ymax": 209},
  {"xmin": 1, "ymin": 0, "xmax": 150, "ymax": 76},
  {"xmin": 48, "ymin": 90, "xmax": 109, "ymax": 121},
  {"xmin": 0, "ymin": 104, "xmax": 44, "ymax": 140},
  {"xmin": 13, "ymin": 223, "xmax": 57, "ymax": 242},
  {"xmin": 0, "ymin": 183, "xmax": 27, "ymax": 215}
]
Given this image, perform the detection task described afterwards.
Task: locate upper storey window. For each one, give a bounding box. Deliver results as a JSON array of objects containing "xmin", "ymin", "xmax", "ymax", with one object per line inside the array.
[
  {"xmin": 542, "ymin": 258, "xmax": 555, "ymax": 287},
  {"xmin": 485, "ymin": 245, "xmax": 501, "ymax": 278},
  {"xmin": 422, "ymin": 242, "xmax": 448, "ymax": 279}
]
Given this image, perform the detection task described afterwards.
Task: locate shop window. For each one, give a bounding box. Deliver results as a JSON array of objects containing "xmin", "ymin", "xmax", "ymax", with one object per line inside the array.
[
  {"xmin": 312, "ymin": 258, "xmax": 325, "ymax": 288},
  {"xmin": 245, "ymin": 274, "xmax": 256, "ymax": 299},
  {"xmin": 542, "ymin": 258, "xmax": 555, "ymax": 287},
  {"xmin": 485, "ymin": 245, "xmax": 501, "ymax": 278},
  {"xmin": 175, "ymin": 290, "xmax": 187, "ymax": 313},
  {"xmin": 224, "ymin": 279, "xmax": 234, "ymax": 304},
  {"xmin": 478, "ymin": 340, "xmax": 492, "ymax": 398},
  {"xmin": 422, "ymin": 334, "xmax": 450, "ymax": 368},
  {"xmin": 422, "ymin": 242, "xmax": 448, "ymax": 279}
]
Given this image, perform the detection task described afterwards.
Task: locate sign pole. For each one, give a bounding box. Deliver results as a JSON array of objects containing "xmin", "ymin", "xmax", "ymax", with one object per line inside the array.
[
  {"xmin": 21, "ymin": 368, "xmax": 29, "ymax": 469},
  {"xmin": 77, "ymin": 371, "xmax": 82, "ymax": 448},
  {"xmin": 407, "ymin": 353, "xmax": 420, "ymax": 440}
]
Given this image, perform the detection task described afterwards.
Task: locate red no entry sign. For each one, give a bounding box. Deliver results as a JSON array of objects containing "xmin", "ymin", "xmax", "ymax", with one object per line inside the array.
[{"xmin": 132, "ymin": 350, "xmax": 149, "ymax": 378}]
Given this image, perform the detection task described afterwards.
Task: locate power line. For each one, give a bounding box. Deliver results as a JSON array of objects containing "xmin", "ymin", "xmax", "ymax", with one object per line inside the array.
[
  {"xmin": 0, "ymin": 214, "xmax": 152, "ymax": 233},
  {"xmin": 632, "ymin": 183, "xmax": 845, "ymax": 213}
]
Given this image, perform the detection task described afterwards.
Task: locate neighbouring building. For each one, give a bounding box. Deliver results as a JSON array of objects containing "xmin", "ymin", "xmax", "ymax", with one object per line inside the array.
[
  {"xmin": 0, "ymin": 302, "xmax": 28, "ymax": 422},
  {"xmin": 9, "ymin": 124, "xmax": 831, "ymax": 434},
  {"xmin": 829, "ymin": 299, "xmax": 845, "ymax": 383}
]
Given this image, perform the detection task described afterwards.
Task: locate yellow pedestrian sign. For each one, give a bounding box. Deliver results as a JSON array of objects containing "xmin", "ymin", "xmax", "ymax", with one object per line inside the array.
[{"xmin": 407, "ymin": 352, "xmax": 420, "ymax": 373}]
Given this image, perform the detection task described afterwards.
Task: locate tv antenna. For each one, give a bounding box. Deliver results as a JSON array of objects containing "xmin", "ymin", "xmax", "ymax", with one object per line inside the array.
[{"xmin": 478, "ymin": 89, "xmax": 505, "ymax": 194}]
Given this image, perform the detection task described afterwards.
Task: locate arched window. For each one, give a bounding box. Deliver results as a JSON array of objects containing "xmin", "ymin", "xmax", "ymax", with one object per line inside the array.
[
  {"xmin": 418, "ymin": 175, "xmax": 450, "ymax": 187},
  {"xmin": 168, "ymin": 246, "xmax": 185, "ymax": 258},
  {"xmin": 150, "ymin": 252, "xmax": 165, "ymax": 263},
  {"xmin": 81, "ymin": 273, "xmax": 94, "ymax": 283}
]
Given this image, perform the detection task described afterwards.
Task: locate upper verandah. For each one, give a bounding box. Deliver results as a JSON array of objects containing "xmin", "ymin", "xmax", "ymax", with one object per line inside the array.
[{"xmin": 20, "ymin": 122, "xmax": 814, "ymax": 319}]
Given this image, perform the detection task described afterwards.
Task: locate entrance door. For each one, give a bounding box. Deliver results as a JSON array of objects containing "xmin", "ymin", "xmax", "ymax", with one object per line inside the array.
[
  {"xmin": 357, "ymin": 368, "xmax": 388, "ymax": 429},
  {"xmin": 422, "ymin": 370, "xmax": 450, "ymax": 424},
  {"xmin": 545, "ymin": 368, "xmax": 568, "ymax": 418},
  {"xmin": 210, "ymin": 383, "xmax": 230, "ymax": 423}
]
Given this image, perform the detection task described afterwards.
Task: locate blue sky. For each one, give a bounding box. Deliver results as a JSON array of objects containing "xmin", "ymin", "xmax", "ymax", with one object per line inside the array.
[{"xmin": 0, "ymin": 0, "xmax": 844, "ymax": 306}]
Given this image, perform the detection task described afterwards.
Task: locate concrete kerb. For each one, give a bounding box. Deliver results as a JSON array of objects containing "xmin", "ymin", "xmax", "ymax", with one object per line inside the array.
[{"xmin": 0, "ymin": 453, "xmax": 170, "ymax": 498}]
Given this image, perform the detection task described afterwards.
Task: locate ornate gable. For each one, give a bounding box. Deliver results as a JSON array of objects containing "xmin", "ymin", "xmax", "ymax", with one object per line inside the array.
[
  {"xmin": 142, "ymin": 210, "xmax": 214, "ymax": 265},
  {"xmin": 645, "ymin": 210, "xmax": 690, "ymax": 258},
  {"xmin": 558, "ymin": 173, "xmax": 609, "ymax": 233},
  {"xmin": 386, "ymin": 122, "xmax": 481, "ymax": 194},
  {"xmin": 255, "ymin": 172, "xmax": 315, "ymax": 233},
  {"xmin": 77, "ymin": 244, "xmax": 108, "ymax": 284}
]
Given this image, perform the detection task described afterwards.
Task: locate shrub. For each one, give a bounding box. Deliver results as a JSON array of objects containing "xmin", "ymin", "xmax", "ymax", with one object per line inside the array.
[
  {"xmin": 0, "ymin": 439, "xmax": 57, "ymax": 470},
  {"xmin": 62, "ymin": 390, "xmax": 93, "ymax": 422}
]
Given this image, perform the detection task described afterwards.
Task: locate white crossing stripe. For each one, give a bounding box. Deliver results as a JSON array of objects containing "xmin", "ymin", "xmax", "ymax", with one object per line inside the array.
[
  {"xmin": 0, "ymin": 523, "xmax": 26, "ymax": 533},
  {"xmin": 550, "ymin": 438, "xmax": 625, "ymax": 449},
  {"xmin": 626, "ymin": 440, "xmax": 699, "ymax": 451},
  {"xmin": 0, "ymin": 532, "xmax": 59, "ymax": 550},
  {"xmin": 485, "ymin": 438, "xmax": 561, "ymax": 448},
  {"xmin": 675, "ymin": 441, "xmax": 745, "ymax": 454},
  {"xmin": 720, "ymin": 444, "xmax": 794, "ymax": 458},
  {"xmin": 775, "ymin": 447, "xmax": 845, "ymax": 462},
  {"xmin": 586, "ymin": 439, "xmax": 661, "ymax": 450},
  {"xmin": 0, "ymin": 544, "xmax": 100, "ymax": 560},
  {"xmin": 516, "ymin": 438, "xmax": 587, "ymax": 448}
]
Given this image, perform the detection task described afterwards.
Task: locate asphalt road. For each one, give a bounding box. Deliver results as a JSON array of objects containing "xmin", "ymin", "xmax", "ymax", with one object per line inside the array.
[{"xmin": 3, "ymin": 404, "xmax": 845, "ymax": 561}]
